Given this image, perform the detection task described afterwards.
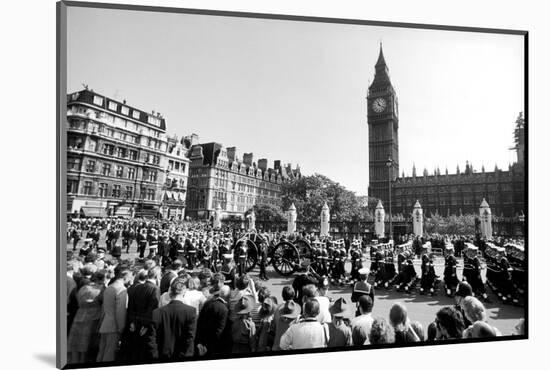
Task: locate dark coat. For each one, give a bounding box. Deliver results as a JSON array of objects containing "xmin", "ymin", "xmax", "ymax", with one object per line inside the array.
[
  {"xmin": 122, "ymin": 281, "xmax": 160, "ymax": 361},
  {"xmin": 196, "ymin": 297, "xmax": 230, "ymax": 356},
  {"xmin": 152, "ymin": 301, "xmax": 197, "ymax": 360}
]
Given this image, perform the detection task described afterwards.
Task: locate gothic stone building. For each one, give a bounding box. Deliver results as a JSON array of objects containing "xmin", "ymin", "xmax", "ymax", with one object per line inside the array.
[
  {"xmin": 66, "ymin": 89, "xmax": 169, "ymax": 218},
  {"xmin": 367, "ymin": 45, "xmax": 525, "ymax": 217},
  {"xmin": 186, "ymin": 143, "xmax": 301, "ymax": 219}
]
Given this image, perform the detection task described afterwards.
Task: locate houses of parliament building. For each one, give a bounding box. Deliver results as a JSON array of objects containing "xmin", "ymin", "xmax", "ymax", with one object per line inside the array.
[{"xmin": 367, "ymin": 45, "xmax": 525, "ymax": 218}]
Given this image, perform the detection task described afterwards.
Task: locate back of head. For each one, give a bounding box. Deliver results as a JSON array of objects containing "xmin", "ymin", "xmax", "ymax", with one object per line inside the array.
[
  {"xmin": 186, "ymin": 276, "xmax": 200, "ymax": 290},
  {"xmin": 436, "ymin": 306, "xmax": 465, "ymax": 339},
  {"xmin": 302, "ymin": 284, "xmax": 318, "ymax": 301},
  {"xmin": 303, "ymin": 299, "xmax": 320, "ymax": 318},
  {"xmin": 427, "ymin": 321, "xmax": 438, "ymax": 341},
  {"xmin": 219, "ymin": 285, "xmax": 231, "ymax": 300},
  {"xmin": 258, "ymin": 286, "xmax": 271, "ymax": 303},
  {"xmin": 282, "ymin": 286, "xmax": 295, "ymax": 302},
  {"xmin": 471, "ymin": 321, "xmax": 497, "ymax": 338},
  {"xmin": 169, "ymin": 277, "xmax": 188, "ymax": 298},
  {"xmin": 369, "ymin": 317, "xmax": 395, "ymax": 344},
  {"xmin": 236, "ymin": 274, "xmax": 250, "ymax": 290},
  {"xmin": 389, "ymin": 303, "xmax": 407, "ymax": 329},
  {"xmin": 144, "ymin": 259, "xmax": 157, "ymax": 271},
  {"xmin": 462, "ymin": 296, "xmax": 486, "ymax": 323},
  {"xmin": 147, "ymin": 266, "xmax": 161, "ymax": 281},
  {"xmin": 171, "ymin": 259, "xmax": 183, "ymax": 271},
  {"xmin": 410, "ymin": 321, "xmax": 425, "ymax": 341},
  {"xmin": 359, "ymin": 295, "xmax": 374, "ymax": 314}
]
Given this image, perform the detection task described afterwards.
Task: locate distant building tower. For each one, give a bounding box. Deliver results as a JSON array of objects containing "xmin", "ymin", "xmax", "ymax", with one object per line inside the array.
[
  {"xmin": 374, "ymin": 200, "xmax": 386, "ymax": 238},
  {"xmin": 367, "ymin": 44, "xmax": 399, "ymax": 205}
]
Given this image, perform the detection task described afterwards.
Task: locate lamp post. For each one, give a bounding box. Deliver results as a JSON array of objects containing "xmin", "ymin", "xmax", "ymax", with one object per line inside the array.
[{"xmin": 386, "ymin": 156, "xmax": 394, "ymax": 241}]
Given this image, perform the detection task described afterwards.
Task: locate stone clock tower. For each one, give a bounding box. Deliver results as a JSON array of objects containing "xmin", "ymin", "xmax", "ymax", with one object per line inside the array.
[{"xmin": 367, "ymin": 44, "xmax": 399, "ymax": 205}]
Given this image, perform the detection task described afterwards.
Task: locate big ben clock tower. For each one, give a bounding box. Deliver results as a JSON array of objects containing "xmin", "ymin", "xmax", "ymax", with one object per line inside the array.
[{"xmin": 367, "ymin": 44, "xmax": 399, "ymax": 206}]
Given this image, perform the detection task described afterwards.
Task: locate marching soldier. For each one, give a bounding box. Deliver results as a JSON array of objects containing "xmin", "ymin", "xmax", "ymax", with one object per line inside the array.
[
  {"xmin": 86, "ymin": 226, "xmax": 100, "ymax": 249},
  {"xmin": 397, "ymin": 259, "xmax": 417, "ymax": 293},
  {"xmin": 220, "ymin": 253, "xmax": 236, "ymax": 289},
  {"xmin": 79, "ymin": 238, "xmax": 93, "ymax": 257},
  {"xmin": 136, "ymin": 227, "xmax": 148, "ymax": 259},
  {"xmin": 70, "ymin": 226, "xmax": 81, "ymax": 251},
  {"xmin": 258, "ymin": 241, "xmax": 269, "ymax": 281},
  {"xmin": 443, "ymin": 254, "xmax": 460, "ymax": 297},
  {"xmin": 373, "ymin": 251, "xmax": 386, "ymax": 288},
  {"xmin": 235, "ymin": 239, "xmax": 248, "ymax": 276},
  {"xmin": 383, "ymin": 250, "xmax": 397, "ymax": 289},
  {"xmin": 349, "ymin": 240, "xmax": 363, "ymax": 282},
  {"xmin": 186, "ymin": 237, "xmax": 198, "ymax": 270},
  {"xmin": 122, "ymin": 225, "xmax": 135, "ymax": 254},
  {"xmin": 419, "ymin": 253, "xmax": 437, "ymax": 295},
  {"xmin": 462, "ymin": 245, "xmax": 490, "ymax": 302}
]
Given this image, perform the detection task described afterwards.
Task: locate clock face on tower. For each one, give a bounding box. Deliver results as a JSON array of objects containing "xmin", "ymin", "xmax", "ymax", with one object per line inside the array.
[{"xmin": 372, "ymin": 97, "xmax": 387, "ymax": 113}]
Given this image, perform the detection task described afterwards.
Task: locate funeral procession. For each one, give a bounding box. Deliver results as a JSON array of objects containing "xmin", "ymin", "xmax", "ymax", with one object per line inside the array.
[{"xmin": 64, "ymin": 45, "xmax": 526, "ymax": 365}]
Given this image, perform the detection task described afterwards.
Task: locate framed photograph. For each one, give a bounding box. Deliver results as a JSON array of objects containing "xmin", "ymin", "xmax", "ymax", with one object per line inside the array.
[{"xmin": 57, "ymin": 1, "xmax": 527, "ymax": 369}]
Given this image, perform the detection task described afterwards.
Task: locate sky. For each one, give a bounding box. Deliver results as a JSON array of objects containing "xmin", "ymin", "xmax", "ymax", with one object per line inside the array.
[{"xmin": 66, "ymin": 7, "xmax": 525, "ymax": 195}]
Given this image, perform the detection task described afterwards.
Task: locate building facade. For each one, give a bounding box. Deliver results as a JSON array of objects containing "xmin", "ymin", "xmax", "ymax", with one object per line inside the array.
[
  {"xmin": 66, "ymin": 89, "xmax": 168, "ymax": 218},
  {"xmin": 186, "ymin": 143, "xmax": 301, "ymax": 219},
  {"xmin": 160, "ymin": 134, "xmax": 195, "ymax": 220},
  {"xmin": 367, "ymin": 47, "xmax": 525, "ymax": 217}
]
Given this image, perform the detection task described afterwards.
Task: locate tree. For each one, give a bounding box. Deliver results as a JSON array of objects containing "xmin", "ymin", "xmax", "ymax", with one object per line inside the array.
[
  {"xmin": 248, "ymin": 204, "xmax": 286, "ymax": 222},
  {"xmin": 280, "ymin": 173, "xmax": 366, "ymax": 223}
]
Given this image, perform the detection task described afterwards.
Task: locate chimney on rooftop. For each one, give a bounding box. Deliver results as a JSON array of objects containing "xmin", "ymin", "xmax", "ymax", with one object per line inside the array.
[
  {"xmin": 243, "ymin": 153, "xmax": 253, "ymax": 166},
  {"xmin": 226, "ymin": 147, "xmax": 237, "ymax": 162},
  {"xmin": 258, "ymin": 159, "xmax": 268, "ymax": 172}
]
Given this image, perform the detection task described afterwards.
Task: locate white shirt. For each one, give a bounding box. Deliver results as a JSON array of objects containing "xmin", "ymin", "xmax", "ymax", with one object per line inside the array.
[
  {"xmin": 315, "ymin": 296, "xmax": 332, "ymax": 324},
  {"xmin": 280, "ymin": 318, "xmax": 328, "ymax": 350},
  {"xmin": 182, "ymin": 289, "xmax": 206, "ymax": 315},
  {"xmin": 351, "ymin": 313, "xmax": 374, "ymax": 343}
]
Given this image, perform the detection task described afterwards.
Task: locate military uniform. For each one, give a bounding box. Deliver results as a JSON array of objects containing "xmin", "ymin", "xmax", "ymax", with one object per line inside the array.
[
  {"xmin": 463, "ymin": 250, "xmax": 489, "ymax": 301},
  {"xmin": 419, "ymin": 254, "xmax": 437, "ymax": 295},
  {"xmin": 443, "ymin": 255, "xmax": 459, "ymax": 296}
]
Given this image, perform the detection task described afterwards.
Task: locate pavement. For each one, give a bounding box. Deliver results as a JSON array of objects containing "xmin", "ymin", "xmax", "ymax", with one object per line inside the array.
[{"xmin": 66, "ymin": 237, "xmax": 525, "ymax": 336}]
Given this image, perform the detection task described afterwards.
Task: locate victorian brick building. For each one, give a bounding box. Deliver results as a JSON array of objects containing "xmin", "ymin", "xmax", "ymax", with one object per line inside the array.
[
  {"xmin": 185, "ymin": 143, "xmax": 301, "ymax": 219},
  {"xmin": 66, "ymin": 88, "xmax": 168, "ymax": 218},
  {"xmin": 367, "ymin": 45, "xmax": 525, "ymax": 217}
]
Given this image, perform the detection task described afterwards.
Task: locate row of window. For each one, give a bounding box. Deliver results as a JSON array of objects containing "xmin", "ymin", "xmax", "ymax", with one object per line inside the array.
[
  {"xmin": 89, "ymin": 97, "xmax": 162, "ymax": 128},
  {"xmin": 73, "ymin": 180, "xmax": 157, "ymax": 201},
  {"xmin": 79, "ymin": 159, "xmax": 160, "ymax": 182},
  {"xmin": 168, "ymin": 160, "xmax": 187, "ymax": 173}
]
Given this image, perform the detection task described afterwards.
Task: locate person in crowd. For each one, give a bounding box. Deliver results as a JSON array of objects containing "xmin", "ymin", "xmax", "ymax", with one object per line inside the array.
[
  {"xmin": 388, "ymin": 303, "xmax": 419, "ymax": 344},
  {"xmin": 121, "ymin": 267, "xmax": 161, "ymax": 362},
  {"xmin": 258, "ymin": 241, "xmax": 269, "ymax": 281},
  {"xmin": 280, "ymin": 299, "xmax": 329, "ymax": 350},
  {"xmin": 272, "ymin": 287, "xmax": 301, "ymax": 351},
  {"xmin": 410, "ymin": 321, "xmax": 425, "ymax": 341},
  {"xmin": 426, "ymin": 322, "xmax": 437, "ymax": 342},
  {"xmin": 196, "ymin": 285, "xmax": 231, "ymax": 356},
  {"xmin": 229, "ymin": 274, "xmax": 257, "ymax": 323},
  {"xmin": 250, "ymin": 286, "xmax": 270, "ymax": 328},
  {"xmin": 256, "ymin": 296, "xmax": 276, "ymax": 352},
  {"xmin": 97, "ymin": 267, "xmax": 133, "ymax": 362},
  {"xmin": 231, "ymin": 296, "xmax": 257, "ymax": 353},
  {"xmin": 160, "ymin": 259, "xmax": 183, "ymax": 295},
  {"xmin": 468, "ymin": 321, "xmax": 498, "ymax": 338},
  {"xmin": 513, "ymin": 318, "xmax": 525, "ymax": 336},
  {"xmin": 461, "ymin": 296, "xmax": 501, "ymax": 338},
  {"xmin": 434, "ymin": 306, "xmax": 465, "ymax": 340},
  {"xmin": 181, "ymin": 276, "xmax": 207, "ymax": 315},
  {"xmin": 454, "ymin": 282, "xmax": 474, "ymax": 327},
  {"xmin": 327, "ymin": 298, "xmax": 353, "ymax": 347},
  {"xmin": 351, "ymin": 295, "xmax": 374, "ymax": 345},
  {"xmin": 367, "ymin": 317, "xmax": 395, "ymax": 344},
  {"xmin": 67, "ymin": 270, "xmax": 107, "ymax": 364},
  {"xmin": 152, "ymin": 277, "xmax": 197, "ymax": 360}
]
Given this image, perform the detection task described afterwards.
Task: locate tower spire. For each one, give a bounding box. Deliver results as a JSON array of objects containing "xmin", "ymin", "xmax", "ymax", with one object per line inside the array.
[{"xmin": 376, "ymin": 42, "xmax": 387, "ymax": 68}]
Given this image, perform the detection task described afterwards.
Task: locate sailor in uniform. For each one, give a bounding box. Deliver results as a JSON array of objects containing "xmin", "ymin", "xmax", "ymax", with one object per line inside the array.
[
  {"xmin": 351, "ymin": 268, "xmax": 375, "ymax": 316},
  {"xmin": 443, "ymin": 254, "xmax": 460, "ymax": 297},
  {"xmin": 419, "ymin": 253, "xmax": 437, "ymax": 295},
  {"xmin": 136, "ymin": 227, "xmax": 148, "ymax": 259},
  {"xmin": 462, "ymin": 245, "xmax": 490, "ymax": 302}
]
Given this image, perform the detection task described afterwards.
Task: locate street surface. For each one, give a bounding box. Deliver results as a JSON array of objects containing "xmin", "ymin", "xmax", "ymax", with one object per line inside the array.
[{"xmin": 66, "ymin": 236, "xmax": 525, "ymax": 336}]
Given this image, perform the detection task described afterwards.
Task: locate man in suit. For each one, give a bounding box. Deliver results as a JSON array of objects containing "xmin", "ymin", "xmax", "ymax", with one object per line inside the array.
[
  {"xmin": 97, "ymin": 267, "xmax": 133, "ymax": 362},
  {"xmin": 159, "ymin": 259, "xmax": 183, "ymax": 295},
  {"xmin": 121, "ymin": 267, "xmax": 161, "ymax": 362},
  {"xmin": 195, "ymin": 285, "xmax": 231, "ymax": 356},
  {"xmin": 152, "ymin": 277, "xmax": 197, "ymax": 360}
]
